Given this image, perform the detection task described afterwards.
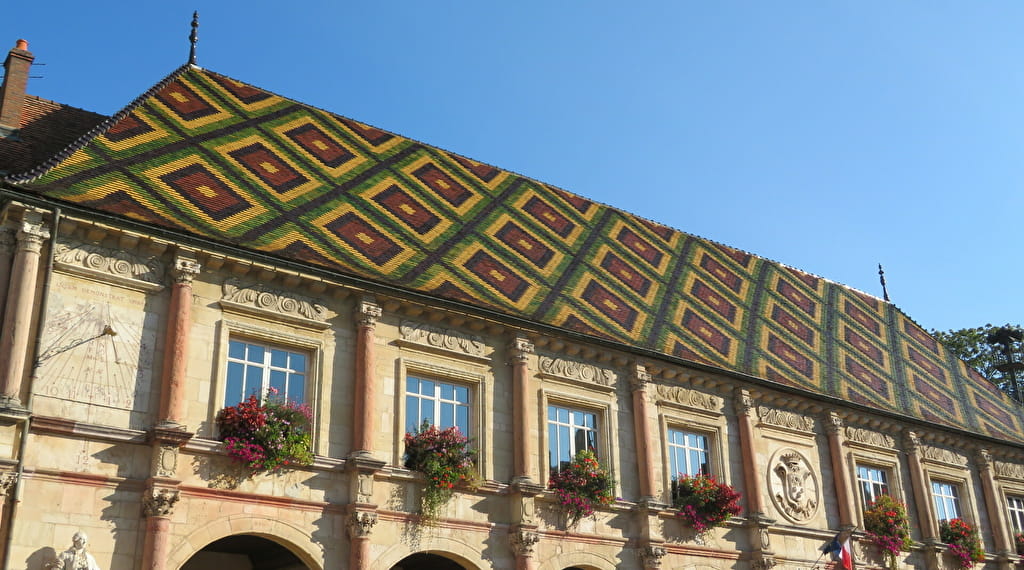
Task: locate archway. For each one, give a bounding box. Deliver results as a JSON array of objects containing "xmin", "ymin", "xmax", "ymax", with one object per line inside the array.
[
  {"xmin": 392, "ymin": 552, "xmax": 467, "ymax": 569},
  {"xmin": 181, "ymin": 534, "xmax": 309, "ymax": 570}
]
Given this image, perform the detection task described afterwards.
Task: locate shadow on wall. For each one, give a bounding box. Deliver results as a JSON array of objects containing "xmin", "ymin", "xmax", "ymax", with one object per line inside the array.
[{"xmin": 26, "ymin": 546, "xmax": 58, "ymax": 570}]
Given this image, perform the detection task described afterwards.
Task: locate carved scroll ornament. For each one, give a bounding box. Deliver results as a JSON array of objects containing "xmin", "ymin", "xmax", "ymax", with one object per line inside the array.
[
  {"xmin": 399, "ymin": 320, "xmax": 485, "ymax": 357},
  {"xmin": 221, "ymin": 279, "xmax": 328, "ymax": 323},
  {"xmin": 757, "ymin": 406, "xmax": 814, "ymax": 432},
  {"xmin": 654, "ymin": 385, "xmax": 720, "ymax": 412},
  {"xmin": 54, "ymin": 239, "xmax": 164, "ymax": 285},
  {"xmin": 845, "ymin": 426, "xmax": 895, "ymax": 449},
  {"xmin": 538, "ymin": 355, "xmax": 615, "ymax": 387}
]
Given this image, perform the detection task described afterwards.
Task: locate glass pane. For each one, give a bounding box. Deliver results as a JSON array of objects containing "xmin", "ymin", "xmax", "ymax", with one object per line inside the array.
[
  {"xmin": 455, "ymin": 385, "xmax": 469, "ymax": 403},
  {"xmin": 288, "ymin": 373, "xmax": 304, "ymax": 403},
  {"xmin": 456, "ymin": 405, "xmax": 469, "ymax": 435},
  {"xmin": 406, "ymin": 395, "xmax": 420, "ymax": 432},
  {"xmin": 572, "ymin": 411, "xmax": 585, "ymax": 427},
  {"xmin": 440, "ymin": 401, "xmax": 454, "ymax": 429},
  {"xmin": 441, "ymin": 383, "xmax": 454, "ymax": 401},
  {"xmin": 291, "ymin": 353, "xmax": 306, "ymax": 373},
  {"xmin": 420, "ymin": 379, "xmax": 435, "ymax": 397},
  {"xmin": 271, "ymin": 348, "xmax": 287, "ymax": 368},
  {"xmin": 558, "ymin": 425, "xmax": 571, "ymax": 464},
  {"xmin": 548, "ymin": 422, "xmax": 558, "ymax": 469},
  {"xmin": 269, "ymin": 370, "xmax": 286, "ymax": 395},
  {"xmin": 548, "ymin": 406, "xmax": 556, "ymax": 421},
  {"xmin": 247, "ymin": 344, "xmax": 264, "ymax": 364},
  {"xmin": 228, "ymin": 340, "xmax": 245, "ymax": 360},
  {"xmin": 420, "ymin": 399, "xmax": 434, "ymax": 426},
  {"xmin": 557, "ymin": 407, "xmax": 568, "ymax": 423},
  {"xmin": 244, "ymin": 365, "xmax": 263, "ymax": 397},
  {"xmin": 584, "ymin": 413, "xmax": 595, "ymax": 429},
  {"xmin": 585, "ymin": 429, "xmax": 597, "ymax": 454},
  {"xmin": 226, "ymin": 361, "xmax": 244, "ymax": 404},
  {"xmin": 407, "ymin": 377, "xmax": 420, "ymax": 394}
]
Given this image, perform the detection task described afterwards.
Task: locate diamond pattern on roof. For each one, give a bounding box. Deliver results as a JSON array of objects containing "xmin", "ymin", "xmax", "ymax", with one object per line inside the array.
[{"xmin": 14, "ymin": 66, "xmax": 1024, "ymax": 444}]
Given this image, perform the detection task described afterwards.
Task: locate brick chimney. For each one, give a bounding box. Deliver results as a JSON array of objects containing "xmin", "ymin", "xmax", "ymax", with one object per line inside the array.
[{"xmin": 0, "ymin": 39, "xmax": 35, "ymax": 137}]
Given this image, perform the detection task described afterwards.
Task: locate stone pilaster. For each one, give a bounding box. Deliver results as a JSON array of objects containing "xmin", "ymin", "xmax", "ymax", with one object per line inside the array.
[
  {"xmin": 0, "ymin": 226, "xmax": 17, "ymax": 327},
  {"xmin": 156, "ymin": 254, "xmax": 200, "ymax": 429},
  {"xmin": 140, "ymin": 488, "xmax": 180, "ymax": 570},
  {"xmin": 0, "ymin": 209, "xmax": 49, "ymax": 414},
  {"xmin": 824, "ymin": 412, "xmax": 857, "ymax": 529},
  {"xmin": 509, "ymin": 334, "xmax": 535, "ymax": 484},
  {"xmin": 631, "ymin": 364, "xmax": 657, "ymax": 501},
  {"xmin": 346, "ymin": 453, "xmax": 384, "ymax": 570},
  {"xmin": 735, "ymin": 388, "xmax": 775, "ymax": 569},
  {"xmin": 350, "ymin": 297, "xmax": 381, "ymax": 458},
  {"xmin": 509, "ymin": 479, "xmax": 543, "ymax": 570},
  {"xmin": 347, "ymin": 509, "xmax": 378, "ymax": 570},
  {"xmin": 904, "ymin": 431, "xmax": 938, "ymax": 543},
  {"xmin": 976, "ymin": 449, "xmax": 1015, "ymax": 569}
]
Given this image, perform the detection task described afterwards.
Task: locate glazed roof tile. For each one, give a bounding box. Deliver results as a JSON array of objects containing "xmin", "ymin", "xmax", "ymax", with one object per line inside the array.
[{"xmin": 5, "ymin": 66, "xmax": 1021, "ymax": 443}]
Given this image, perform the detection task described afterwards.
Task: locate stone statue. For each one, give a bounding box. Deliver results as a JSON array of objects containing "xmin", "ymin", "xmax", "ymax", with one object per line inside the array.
[{"xmin": 47, "ymin": 531, "xmax": 100, "ymax": 570}]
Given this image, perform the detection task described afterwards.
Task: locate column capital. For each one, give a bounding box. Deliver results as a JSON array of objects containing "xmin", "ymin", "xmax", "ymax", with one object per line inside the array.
[
  {"xmin": 639, "ymin": 544, "xmax": 667, "ymax": 569},
  {"xmin": 508, "ymin": 334, "xmax": 534, "ymax": 363},
  {"xmin": 976, "ymin": 448, "xmax": 993, "ymax": 471},
  {"xmin": 347, "ymin": 510, "xmax": 378, "ymax": 539},
  {"xmin": 509, "ymin": 526, "xmax": 540, "ymax": 557},
  {"xmin": 0, "ymin": 471, "xmax": 17, "ymax": 496},
  {"xmin": 171, "ymin": 256, "xmax": 201, "ymax": 285},
  {"xmin": 355, "ymin": 297, "xmax": 382, "ymax": 327},
  {"xmin": 903, "ymin": 430, "xmax": 921, "ymax": 454},
  {"xmin": 15, "ymin": 217, "xmax": 49, "ymax": 254},
  {"xmin": 630, "ymin": 363, "xmax": 652, "ymax": 392},
  {"xmin": 143, "ymin": 488, "xmax": 180, "ymax": 518},
  {"xmin": 734, "ymin": 388, "xmax": 755, "ymax": 416},
  {"xmin": 824, "ymin": 411, "xmax": 844, "ymax": 435}
]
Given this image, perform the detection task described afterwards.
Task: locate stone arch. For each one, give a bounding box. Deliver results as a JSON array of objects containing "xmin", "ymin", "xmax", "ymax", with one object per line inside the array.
[
  {"xmin": 372, "ymin": 536, "xmax": 485, "ymax": 570},
  {"xmin": 538, "ymin": 549, "xmax": 617, "ymax": 570},
  {"xmin": 167, "ymin": 515, "xmax": 323, "ymax": 570}
]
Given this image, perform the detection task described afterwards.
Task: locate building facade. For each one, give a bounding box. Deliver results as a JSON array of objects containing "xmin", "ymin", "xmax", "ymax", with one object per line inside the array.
[{"xmin": 0, "ymin": 37, "xmax": 1023, "ymax": 570}]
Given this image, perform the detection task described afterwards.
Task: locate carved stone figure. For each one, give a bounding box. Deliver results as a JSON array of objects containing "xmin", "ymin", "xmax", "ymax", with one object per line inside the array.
[
  {"xmin": 47, "ymin": 531, "xmax": 100, "ymax": 570},
  {"xmin": 770, "ymin": 450, "xmax": 819, "ymax": 522}
]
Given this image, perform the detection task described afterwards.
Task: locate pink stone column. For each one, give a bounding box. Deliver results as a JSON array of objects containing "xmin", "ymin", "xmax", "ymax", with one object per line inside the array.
[
  {"xmin": 509, "ymin": 335, "xmax": 535, "ymax": 483},
  {"xmin": 510, "ymin": 527, "xmax": 539, "ymax": 570},
  {"xmin": 630, "ymin": 364, "xmax": 657, "ymax": 501},
  {"xmin": 825, "ymin": 412, "xmax": 857, "ymax": 528},
  {"xmin": 351, "ymin": 298, "xmax": 381, "ymax": 456},
  {"xmin": 0, "ymin": 213, "xmax": 49, "ymax": 411},
  {"xmin": 347, "ymin": 510, "xmax": 378, "ymax": 570},
  {"xmin": 0, "ymin": 228, "xmax": 16, "ymax": 327},
  {"xmin": 976, "ymin": 449, "xmax": 1013, "ymax": 563},
  {"xmin": 157, "ymin": 256, "xmax": 200, "ymax": 428},
  {"xmin": 904, "ymin": 431, "xmax": 938, "ymax": 542},
  {"xmin": 735, "ymin": 388, "xmax": 775, "ymax": 570},
  {"xmin": 140, "ymin": 488, "xmax": 180, "ymax": 570}
]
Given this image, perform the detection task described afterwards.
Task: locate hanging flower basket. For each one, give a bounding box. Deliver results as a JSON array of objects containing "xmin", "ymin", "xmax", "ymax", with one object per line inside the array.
[
  {"xmin": 548, "ymin": 450, "xmax": 616, "ymax": 528},
  {"xmin": 939, "ymin": 518, "xmax": 985, "ymax": 569},
  {"xmin": 216, "ymin": 391, "xmax": 314, "ymax": 473},
  {"xmin": 403, "ymin": 422, "xmax": 479, "ymax": 523},
  {"xmin": 1015, "ymin": 532, "xmax": 1024, "ymax": 556},
  {"xmin": 671, "ymin": 474, "xmax": 741, "ymax": 535},
  {"xmin": 863, "ymin": 495, "xmax": 913, "ymax": 570}
]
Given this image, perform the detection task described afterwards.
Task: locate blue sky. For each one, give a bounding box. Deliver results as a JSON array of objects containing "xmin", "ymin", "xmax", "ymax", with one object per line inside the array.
[{"xmin": 4, "ymin": 2, "xmax": 1022, "ymax": 332}]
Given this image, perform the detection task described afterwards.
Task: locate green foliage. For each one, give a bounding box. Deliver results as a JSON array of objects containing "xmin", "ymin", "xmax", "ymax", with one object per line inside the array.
[
  {"xmin": 930, "ymin": 323, "xmax": 1023, "ymax": 397},
  {"xmin": 216, "ymin": 393, "xmax": 314, "ymax": 474}
]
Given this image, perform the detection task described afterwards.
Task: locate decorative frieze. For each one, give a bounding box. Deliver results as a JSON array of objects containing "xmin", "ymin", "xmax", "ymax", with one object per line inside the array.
[
  {"xmin": 54, "ymin": 239, "xmax": 164, "ymax": 291},
  {"xmin": 920, "ymin": 444, "xmax": 967, "ymax": 467},
  {"xmin": 537, "ymin": 354, "xmax": 615, "ymax": 387},
  {"xmin": 845, "ymin": 427, "xmax": 895, "ymax": 449},
  {"xmin": 220, "ymin": 278, "xmax": 328, "ymax": 328},
  {"xmin": 994, "ymin": 460, "xmax": 1024, "ymax": 480},
  {"xmin": 143, "ymin": 488, "xmax": 180, "ymax": 517},
  {"xmin": 654, "ymin": 385, "xmax": 720, "ymax": 413},
  {"xmin": 768, "ymin": 449, "xmax": 820, "ymax": 523},
  {"xmin": 398, "ymin": 320, "xmax": 485, "ymax": 358},
  {"xmin": 757, "ymin": 406, "xmax": 814, "ymax": 433}
]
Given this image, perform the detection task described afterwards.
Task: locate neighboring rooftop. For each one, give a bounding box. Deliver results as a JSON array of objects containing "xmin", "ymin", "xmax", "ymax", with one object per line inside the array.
[{"xmin": 3, "ymin": 64, "xmax": 1020, "ymax": 443}]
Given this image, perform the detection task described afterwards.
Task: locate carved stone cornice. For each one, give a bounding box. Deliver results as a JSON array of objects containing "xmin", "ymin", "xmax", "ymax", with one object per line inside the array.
[
  {"xmin": 171, "ymin": 256, "xmax": 200, "ymax": 285},
  {"xmin": 654, "ymin": 385, "xmax": 721, "ymax": 413},
  {"xmin": 143, "ymin": 488, "xmax": 180, "ymax": 517},
  {"xmin": 347, "ymin": 511, "xmax": 378, "ymax": 539},
  {"xmin": 356, "ymin": 297, "xmax": 382, "ymax": 327},
  {"xmin": 537, "ymin": 354, "xmax": 615, "ymax": 388},
  {"xmin": 639, "ymin": 544, "xmax": 667, "ymax": 569},
  {"xmin": 509, "ymin": 335, "xmax": 534, "ymax": 364},
  {"xmin": 54, "ymin": 238, "xmax": 165, "ymax": 291},
  {"xmin": 509, "ymin": 527, "xmax": 540, "ymax": 557},
  {"xmin": 757, "ymin": 406, "xmax": 814, "ymax": 433},
  {"xmin": 845, "ymin": 426, "xmax": 895, "ymax": 450},
  {"xmin": 397, "ymin": 320, "xmax": 486, "ymax": 360},
  {"xmin": 220, "ymin": 278, "xmax": 329, "ymax": 329}
]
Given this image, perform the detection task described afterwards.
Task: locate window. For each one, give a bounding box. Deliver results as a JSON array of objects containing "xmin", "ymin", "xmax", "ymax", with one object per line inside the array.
[
  {"xmin": 667, "ymin": 429, "xmax": 709, "ymax": 478},
  {"xmin": 548, "ymin": 404, "xmax": 598, "ymax": 474},
  {"xmin": 405, "ymin": 377, "xmax": 470, "ymax": 435},
  {"xmin": 225, "ymin": 339, "xmax": 307, "ymax": 405},
  {"xmin": 857, "ymin": 465, "xmax": 890, "ymax": 506},
  {"xmin": 932, "ymin": 481, "xmax": 962, "ymax": 522},
  {"xmin": 1008, "ymin": 496, "xmax": 1024, "ymax": 534}
]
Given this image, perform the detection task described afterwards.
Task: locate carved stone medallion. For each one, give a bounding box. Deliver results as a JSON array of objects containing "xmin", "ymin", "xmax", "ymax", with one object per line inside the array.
[{"xmin": 768, "ymin": 448, "xmax": 820, "ymax": 523}]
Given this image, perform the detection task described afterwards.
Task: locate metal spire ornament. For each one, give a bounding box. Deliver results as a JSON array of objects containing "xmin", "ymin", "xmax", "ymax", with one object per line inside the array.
[
  {"xmin": 877, "ymin": 264, "xmax": 890, "ymax": 302},
  {"xmin": 188, "ymin": 12, "xmax": 199, "ymax": 65}
]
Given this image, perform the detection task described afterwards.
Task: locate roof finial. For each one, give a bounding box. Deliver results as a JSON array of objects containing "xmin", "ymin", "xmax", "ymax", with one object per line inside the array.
[
  {"xmin": 878, "ymin": 263, "xmax": 890, "ymax": 302},
  {"xmin": 188, "ymin": 11, "xmax": 199, "ymax": 65}
]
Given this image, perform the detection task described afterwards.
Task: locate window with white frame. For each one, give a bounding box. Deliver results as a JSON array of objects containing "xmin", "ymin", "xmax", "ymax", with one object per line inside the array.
[
  {"xmin": 857, "ymin": 465, "xmax": 890, "ymax": 506},
  {"xmin": 405, "ymin": 376, "xmax": 471, "ymax": 435},
  {"xmin": 667, "ymin": 429, "xmax": 709, "ymax": 478},
  {"xmin": 932, "ymin": 480, "xmax": 962, "ymax": 522},
  {"xmin": 225, "ymin": 339, "xmax": 307, "ymax": 405},
  {"xmin": 1008, "ymin": 495, "xmax": 1024, "ymax": 534},
  {"xmin": 548, "ymin": 404, "xmax": 598, "ymax": 475}
]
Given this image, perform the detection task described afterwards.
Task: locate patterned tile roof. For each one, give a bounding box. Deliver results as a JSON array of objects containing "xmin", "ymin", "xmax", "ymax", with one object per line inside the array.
[{"xmin": 5, "ymin": 66, "xmax": 1022, "ymax": 443}]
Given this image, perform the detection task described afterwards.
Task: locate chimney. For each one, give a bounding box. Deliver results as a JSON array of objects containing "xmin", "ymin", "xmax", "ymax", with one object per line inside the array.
[{"xmin": 0, "ymin": 39, "xmax": 35, "ymax": 137}]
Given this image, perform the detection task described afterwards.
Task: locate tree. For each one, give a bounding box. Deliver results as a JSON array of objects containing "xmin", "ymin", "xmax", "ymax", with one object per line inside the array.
[{"xmin": 930, "ymin": 324, "xmax": 1024, "ymax": 400}]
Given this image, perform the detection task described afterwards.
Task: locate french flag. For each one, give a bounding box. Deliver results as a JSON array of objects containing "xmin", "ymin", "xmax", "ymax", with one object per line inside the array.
[{"xmin": 822, "ymin": 532, "xmax": 853, "ymax": 569}]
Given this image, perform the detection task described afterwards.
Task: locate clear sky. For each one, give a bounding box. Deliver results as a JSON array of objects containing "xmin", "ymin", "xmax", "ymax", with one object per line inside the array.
[{"xmin": 3, "ymin": 2, "xmax": 1022, "ymax": 333}]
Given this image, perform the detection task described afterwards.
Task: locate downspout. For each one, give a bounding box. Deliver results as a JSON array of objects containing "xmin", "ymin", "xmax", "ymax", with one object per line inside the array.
[{"xmin": 1, "ymin": 205, "xmax": 59, "ymax": 569}]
